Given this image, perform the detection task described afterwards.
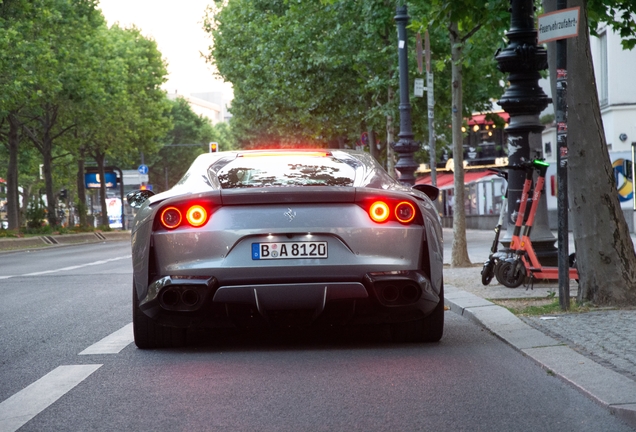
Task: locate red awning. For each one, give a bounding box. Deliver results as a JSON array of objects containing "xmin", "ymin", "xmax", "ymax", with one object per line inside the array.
[
  {"xmin": 467, "ymin": 112, "xmax": 509, "ymax": 126},
  {"xmin": 415, "ymin": 170, "xmax": 495, "ymax": 190}
]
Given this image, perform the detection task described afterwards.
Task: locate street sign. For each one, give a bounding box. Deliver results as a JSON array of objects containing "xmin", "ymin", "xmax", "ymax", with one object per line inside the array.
[
  {"xmin": 416, "ymin": 32, "xmax": 423, "ymax": 74},
  {"xmin": 138, "ymin": 164, "xmax": 149, "ymax": 175},
  {"xmin": 85, "ymin": 172, "xmax": 117, "ymax": 189},
  {"xmin": 139, "ymin": 174, "xmax": 149, "ymax": 183},
  {"xmin": 427, "ymin": 72, "xmax": 434, "ymax": 108},
  {"xmin": 425, "ymin": 29, "xmax": 431, "ymax": 73},
  {"xmin": 414, "ymin": 78, "xmax": 424, "ymax": 97},
  {"xmin": 537, "ymin": 7, "xmax": 580, "ymax": 44}
]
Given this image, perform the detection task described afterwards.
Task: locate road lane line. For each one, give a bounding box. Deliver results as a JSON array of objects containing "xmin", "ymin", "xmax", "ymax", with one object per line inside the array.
[
  {"xmin": 0, "ymin": 364, "xmax": 102, "ymax": 432},
  {"xmin": 79, "ymin": 323, "xmax": 134, "ymax": 355},
  {"xmin": 0, "ymin": 255, "xmax": 131, "ymax": 279}
]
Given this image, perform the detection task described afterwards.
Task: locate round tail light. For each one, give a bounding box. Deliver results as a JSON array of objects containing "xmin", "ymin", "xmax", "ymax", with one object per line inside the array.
[
  {"xmin": 395, "ymin": 201, "xmax": 416, "ymax": 223},
  {"xmin": 369, "ymin": 201, "xmax": 390, "ymax": 223},
  {"xmin": 161, "ymin": 207, "xmax": 182, "ymax": 229},
  {"xmin": 186, "ymin": 205, "xmax": 208, "ymax": 227}
]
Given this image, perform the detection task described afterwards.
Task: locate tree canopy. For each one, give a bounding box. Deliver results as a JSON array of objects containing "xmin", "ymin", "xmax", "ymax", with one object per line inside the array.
[
  {"xmin": 204, "ymin": 0, "xmax": 507, "ymax": 165},
  {"xmin": 0, "ymin": 0, "xmax": 185, "ymax": 230}
]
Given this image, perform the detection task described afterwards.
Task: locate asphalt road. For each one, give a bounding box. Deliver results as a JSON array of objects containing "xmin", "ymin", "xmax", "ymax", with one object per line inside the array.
[{"xmin": 0, "ymin": 242, "xmax": 633, "ymax": 431}]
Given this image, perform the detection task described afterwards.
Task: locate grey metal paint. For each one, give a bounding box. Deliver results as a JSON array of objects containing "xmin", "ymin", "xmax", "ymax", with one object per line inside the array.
[{"xmin": 129, "ymin": 149, "xmax": 444, "ymax": 321}]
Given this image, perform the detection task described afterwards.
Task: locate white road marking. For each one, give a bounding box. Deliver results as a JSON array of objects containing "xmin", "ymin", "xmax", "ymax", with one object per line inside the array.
[
  {"xmin": 0, "ymin": 255, "xmax": 131, "ymax": 280},
  {"xmin": 79, "ymin": 323, "xmax": 134, "ymax": 355},
  {"xmin": 0, "ymin": 364, "xmax": 102, "ymax": 432}
]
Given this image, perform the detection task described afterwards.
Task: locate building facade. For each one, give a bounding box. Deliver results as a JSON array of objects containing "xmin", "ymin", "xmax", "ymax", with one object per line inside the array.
[{"xmin": 541, "ymin": 23, "xmax": 636, "ymax": 231}]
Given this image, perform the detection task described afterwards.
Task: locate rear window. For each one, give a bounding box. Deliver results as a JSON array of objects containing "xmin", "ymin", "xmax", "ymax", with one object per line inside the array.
[{"xmin": 215, "ymin": 153, "xmax": 356, "ymax": 188}]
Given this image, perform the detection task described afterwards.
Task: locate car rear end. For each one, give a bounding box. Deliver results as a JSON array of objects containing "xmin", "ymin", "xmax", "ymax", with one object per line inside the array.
[{"xmin": 131, "ymin": 150, "xmax": 443, "ymax": 345}]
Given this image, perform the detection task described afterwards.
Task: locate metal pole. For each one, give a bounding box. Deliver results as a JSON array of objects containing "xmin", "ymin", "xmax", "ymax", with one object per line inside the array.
[
  {"xmin": 496, "ymin": 0, "xmax": 553, "ymax": 256},
  {"xmin": 426, "ymin": 29, "xmax": 437, "ymax": 187},
  {"xmin": 393, "ymin": 5, "xmax": 419, "ymax": 186},
  {"xmin": 556, "ymin": 0, "xmax": 570, "ymax": 310}
]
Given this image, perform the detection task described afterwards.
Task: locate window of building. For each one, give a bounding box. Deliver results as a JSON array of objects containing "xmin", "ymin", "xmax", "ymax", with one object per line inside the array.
[{"xmin": 599, "ymin": 30, "xmax": 609, "ymax": 106}]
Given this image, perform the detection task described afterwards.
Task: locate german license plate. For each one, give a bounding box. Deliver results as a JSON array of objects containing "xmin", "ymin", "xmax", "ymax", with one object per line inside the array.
[{"xmin": 252, "ymin": 241, "xmax": 328, "ymax": 260}]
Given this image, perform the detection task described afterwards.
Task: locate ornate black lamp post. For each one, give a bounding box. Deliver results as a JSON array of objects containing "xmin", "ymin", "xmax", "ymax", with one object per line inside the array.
[
  {"xmin": 393, "ymin": 5, "xmax": 419, "ymax": 186},
  {"xmin": 496, "ymin": 0, "xmax": 557, "ymax": 262}
]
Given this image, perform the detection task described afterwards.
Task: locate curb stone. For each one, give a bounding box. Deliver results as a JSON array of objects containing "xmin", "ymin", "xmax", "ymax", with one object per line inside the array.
[
  {"xmin": 0, "ymin": 231, "xmax": 131, "ymax": 252},
  {"xmin": 445, "ymin": 284, "xmax": 636, "ymax": 429}
]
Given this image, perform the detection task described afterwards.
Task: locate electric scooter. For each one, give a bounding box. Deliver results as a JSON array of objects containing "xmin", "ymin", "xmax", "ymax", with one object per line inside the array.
[
  {"xmin": 481, "ymin": 168, "xmax": 508, "ymax": 285},
  {"xmin": 495, "ymin": 159, "xmax": 579, "ymax": 288}
]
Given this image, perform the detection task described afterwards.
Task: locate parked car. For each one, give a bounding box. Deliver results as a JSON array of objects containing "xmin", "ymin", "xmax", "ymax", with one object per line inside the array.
[{"xmin": 127, "ymin": 149, "xmax": 444, "ymax": 348}]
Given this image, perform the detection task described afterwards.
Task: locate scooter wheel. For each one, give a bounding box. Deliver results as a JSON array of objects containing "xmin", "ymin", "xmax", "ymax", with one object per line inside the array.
[
  {"xmin": 481, "ymin": 261, "xmax": 495, "ymax": 286},
  {"xmin": 497, "ymin": 260, "xmax": 525, "ymax": 288},
  {"xmin": 569, "ymin": 253, "xmax": 579, "ymax": 283}
]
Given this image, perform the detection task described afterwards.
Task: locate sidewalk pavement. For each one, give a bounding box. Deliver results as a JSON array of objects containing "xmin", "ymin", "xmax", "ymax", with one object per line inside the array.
[{"xmin": 444, "ymin": 228, "xmax": 636, "ymax": 429}]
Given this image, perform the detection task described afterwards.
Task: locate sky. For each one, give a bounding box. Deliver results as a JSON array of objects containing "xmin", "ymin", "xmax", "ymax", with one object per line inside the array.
[{"xmin": 97, "ymin": 0, "xmax": 233, "ymax": 98}]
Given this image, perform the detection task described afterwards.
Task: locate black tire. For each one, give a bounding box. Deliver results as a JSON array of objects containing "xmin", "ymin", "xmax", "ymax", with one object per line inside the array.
[
  {"xmin": 496, "ymin": 260, "xmax": 525, "ymax": 288},
  {"xmin": 133, "ymin": 283, "xmax": 186, "ymax": 349},
  {"xmin": 391, "ymin": 284, "xmax": 444, "ymax": 343},
  {"xmin": 481, "ymin": 261, "xmax": 495, "ymax": 286},
  {"xmin": 569, "ymin": 253, "xmax": 579, "ymax": 283}
]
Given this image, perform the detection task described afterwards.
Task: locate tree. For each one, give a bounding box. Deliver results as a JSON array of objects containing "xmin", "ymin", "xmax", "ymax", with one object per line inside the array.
[
  {"xmin": 425, "ymin": 0, "xmax": 509, "ymax": 267},
  {"xmin": 11, "ymin": 0, "xmax": 104, "ymax": 227},
  {"xmin": 0, "ymin": 0, "xmax": 71, "ymax": 229},
  {"xmin": 563, "ymin": 0, "xmax": 636, "ymax": 305},
  {"xmin": 147, "ymin": 97, "xmax": 218, "ymax": 193},
  {"xmin": 204, "ymin": 0, "xmax": 371, "ymax": 148},
  {"xmin": 76, "ymin": 24, "xmax": 171, "ymax": 227},
  {"xmin": 205, "ymin": 0, "xmax": 508, "ymax": 180}
]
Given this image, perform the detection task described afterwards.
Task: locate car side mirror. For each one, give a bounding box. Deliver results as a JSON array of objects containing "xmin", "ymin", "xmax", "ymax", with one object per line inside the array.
[
  {"xmin": 126, "ymin": 190, "xmax": 155, "ymax": 209},
  {"xmin": 412, "ymin": 184, "xmax": 439, "ymax": 201}
]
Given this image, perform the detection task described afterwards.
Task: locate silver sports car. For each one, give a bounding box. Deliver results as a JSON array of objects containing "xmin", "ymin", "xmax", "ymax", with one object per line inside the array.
[{"xmin": 127, "ymin": 149, "xmax": 444, "ymax": 348}]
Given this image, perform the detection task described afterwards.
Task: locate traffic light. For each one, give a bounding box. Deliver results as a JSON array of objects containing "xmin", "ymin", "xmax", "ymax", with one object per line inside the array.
[
  {"xmin": 209, "ymin": 142, "xmax": 219, "ymax": 153},
  {"xmin": 59, "ymin": 189, "xmax": 67, "ymax": 200}
]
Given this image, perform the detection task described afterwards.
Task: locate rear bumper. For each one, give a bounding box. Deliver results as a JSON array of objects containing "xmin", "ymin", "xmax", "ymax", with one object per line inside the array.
[{"xmin": 137, "ymin": 270, "xmax": 440, "ymax": 328}]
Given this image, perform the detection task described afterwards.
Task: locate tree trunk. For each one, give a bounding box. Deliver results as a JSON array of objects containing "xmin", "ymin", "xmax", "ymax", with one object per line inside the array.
[
  {"xmin": 22, "ymin": 106, "xmax": 59, "ymax": 227},
  {"xmin": 76, "ymin": 154, "xmax": 88, "ymax": 228},
  {"xmin": 19, "ymin": 184, "xmax": 32, "ymax": 226},
  {"xmin": 95, "ymin": 152, "xmax": 110, "ymax": 227},
  {"xmin": 367, "ymin": 126, "xmax": 377, "ymax": 161},
  {"xmin": 41, "ymin": 131, "xmax": 57, "ymax": 227},
  {"xmin": 6, "ymin": 114, "xmax": 21, "ymax": 230},
  {"xmin": 386, "ymin": 86, "xmax": 395, "ymax": 178},
  {"xmin": 449, "ymin": 21, "xmax": 471, "ymax": 267},
  {"xmin": 568, "ymin": 0, "xmax": 636, "ymax": 305}
]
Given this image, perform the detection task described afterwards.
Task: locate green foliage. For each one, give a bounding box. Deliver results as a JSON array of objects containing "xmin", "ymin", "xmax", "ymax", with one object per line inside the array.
[
  {"xmin": 205, "ymin": 0, "xmax": 509, "ymax": 165},
  {"xmin": 588, "ymin": 0, "xmax": 636, "ymax": 49},
  {"xmin": 25, "ymin": 197, "xmax": 47, "ymax": 229},
  {"xmin": 205, "ymin": 1, "xmax": 413, "ymax": 149},
  {"xmin": 493, "ymin": 297, "xmax": 593, "ymax": 316},
  {"xmin": 148, "ymin": 97, "xmax": 220, "ymax": 193},
  {"xmin": 0, "ymin": 0, "xmax": 173, "ymax": 228}
]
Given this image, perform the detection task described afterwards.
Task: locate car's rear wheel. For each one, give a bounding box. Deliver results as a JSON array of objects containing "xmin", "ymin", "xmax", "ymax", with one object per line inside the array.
[
  {"xmin": 133, "ymin": 284, "xmax": 186, "ymax": 349},
  {"xmin": 391, "ymin": 284, "xmax": 444, "ymax": 343}
]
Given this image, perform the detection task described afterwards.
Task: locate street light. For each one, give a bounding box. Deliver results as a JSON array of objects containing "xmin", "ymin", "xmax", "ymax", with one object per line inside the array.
[
  {"xmin": 392, "ymin": 5, "xmax": 419, "ymax": 186},
  {"xmin": 495, "ymin": 0, "xmax": 557, "ymax": 263}
]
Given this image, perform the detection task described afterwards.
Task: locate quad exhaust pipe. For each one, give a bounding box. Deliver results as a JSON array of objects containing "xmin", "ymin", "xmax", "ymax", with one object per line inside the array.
[
  {"xmin": 365, "ymin": 271, "xmax": 430, "ymax": 306},
  {"xmin": 160, "ymin": 287, "xmax": 201, "ymax": 309},
  {"xmin": 379, "ymin": 283, "xmax": 420, "ymax": 304}
]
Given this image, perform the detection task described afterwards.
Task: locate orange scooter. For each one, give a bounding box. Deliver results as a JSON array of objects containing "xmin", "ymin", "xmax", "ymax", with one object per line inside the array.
[{"xmin": 495, "ymin": 159, "xmax": 578, "ymax": 288}]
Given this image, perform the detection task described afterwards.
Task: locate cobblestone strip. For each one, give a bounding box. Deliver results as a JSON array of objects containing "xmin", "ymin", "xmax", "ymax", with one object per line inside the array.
[{"xmin": 523, "ymin": 310, "xmax": 636, "ymax": 382}]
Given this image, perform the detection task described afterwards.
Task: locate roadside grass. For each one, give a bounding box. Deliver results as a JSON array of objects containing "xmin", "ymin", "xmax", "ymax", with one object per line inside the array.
[{"xmin": 490, "ymin": 295, "xmax": 596, "ymax": 316}]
